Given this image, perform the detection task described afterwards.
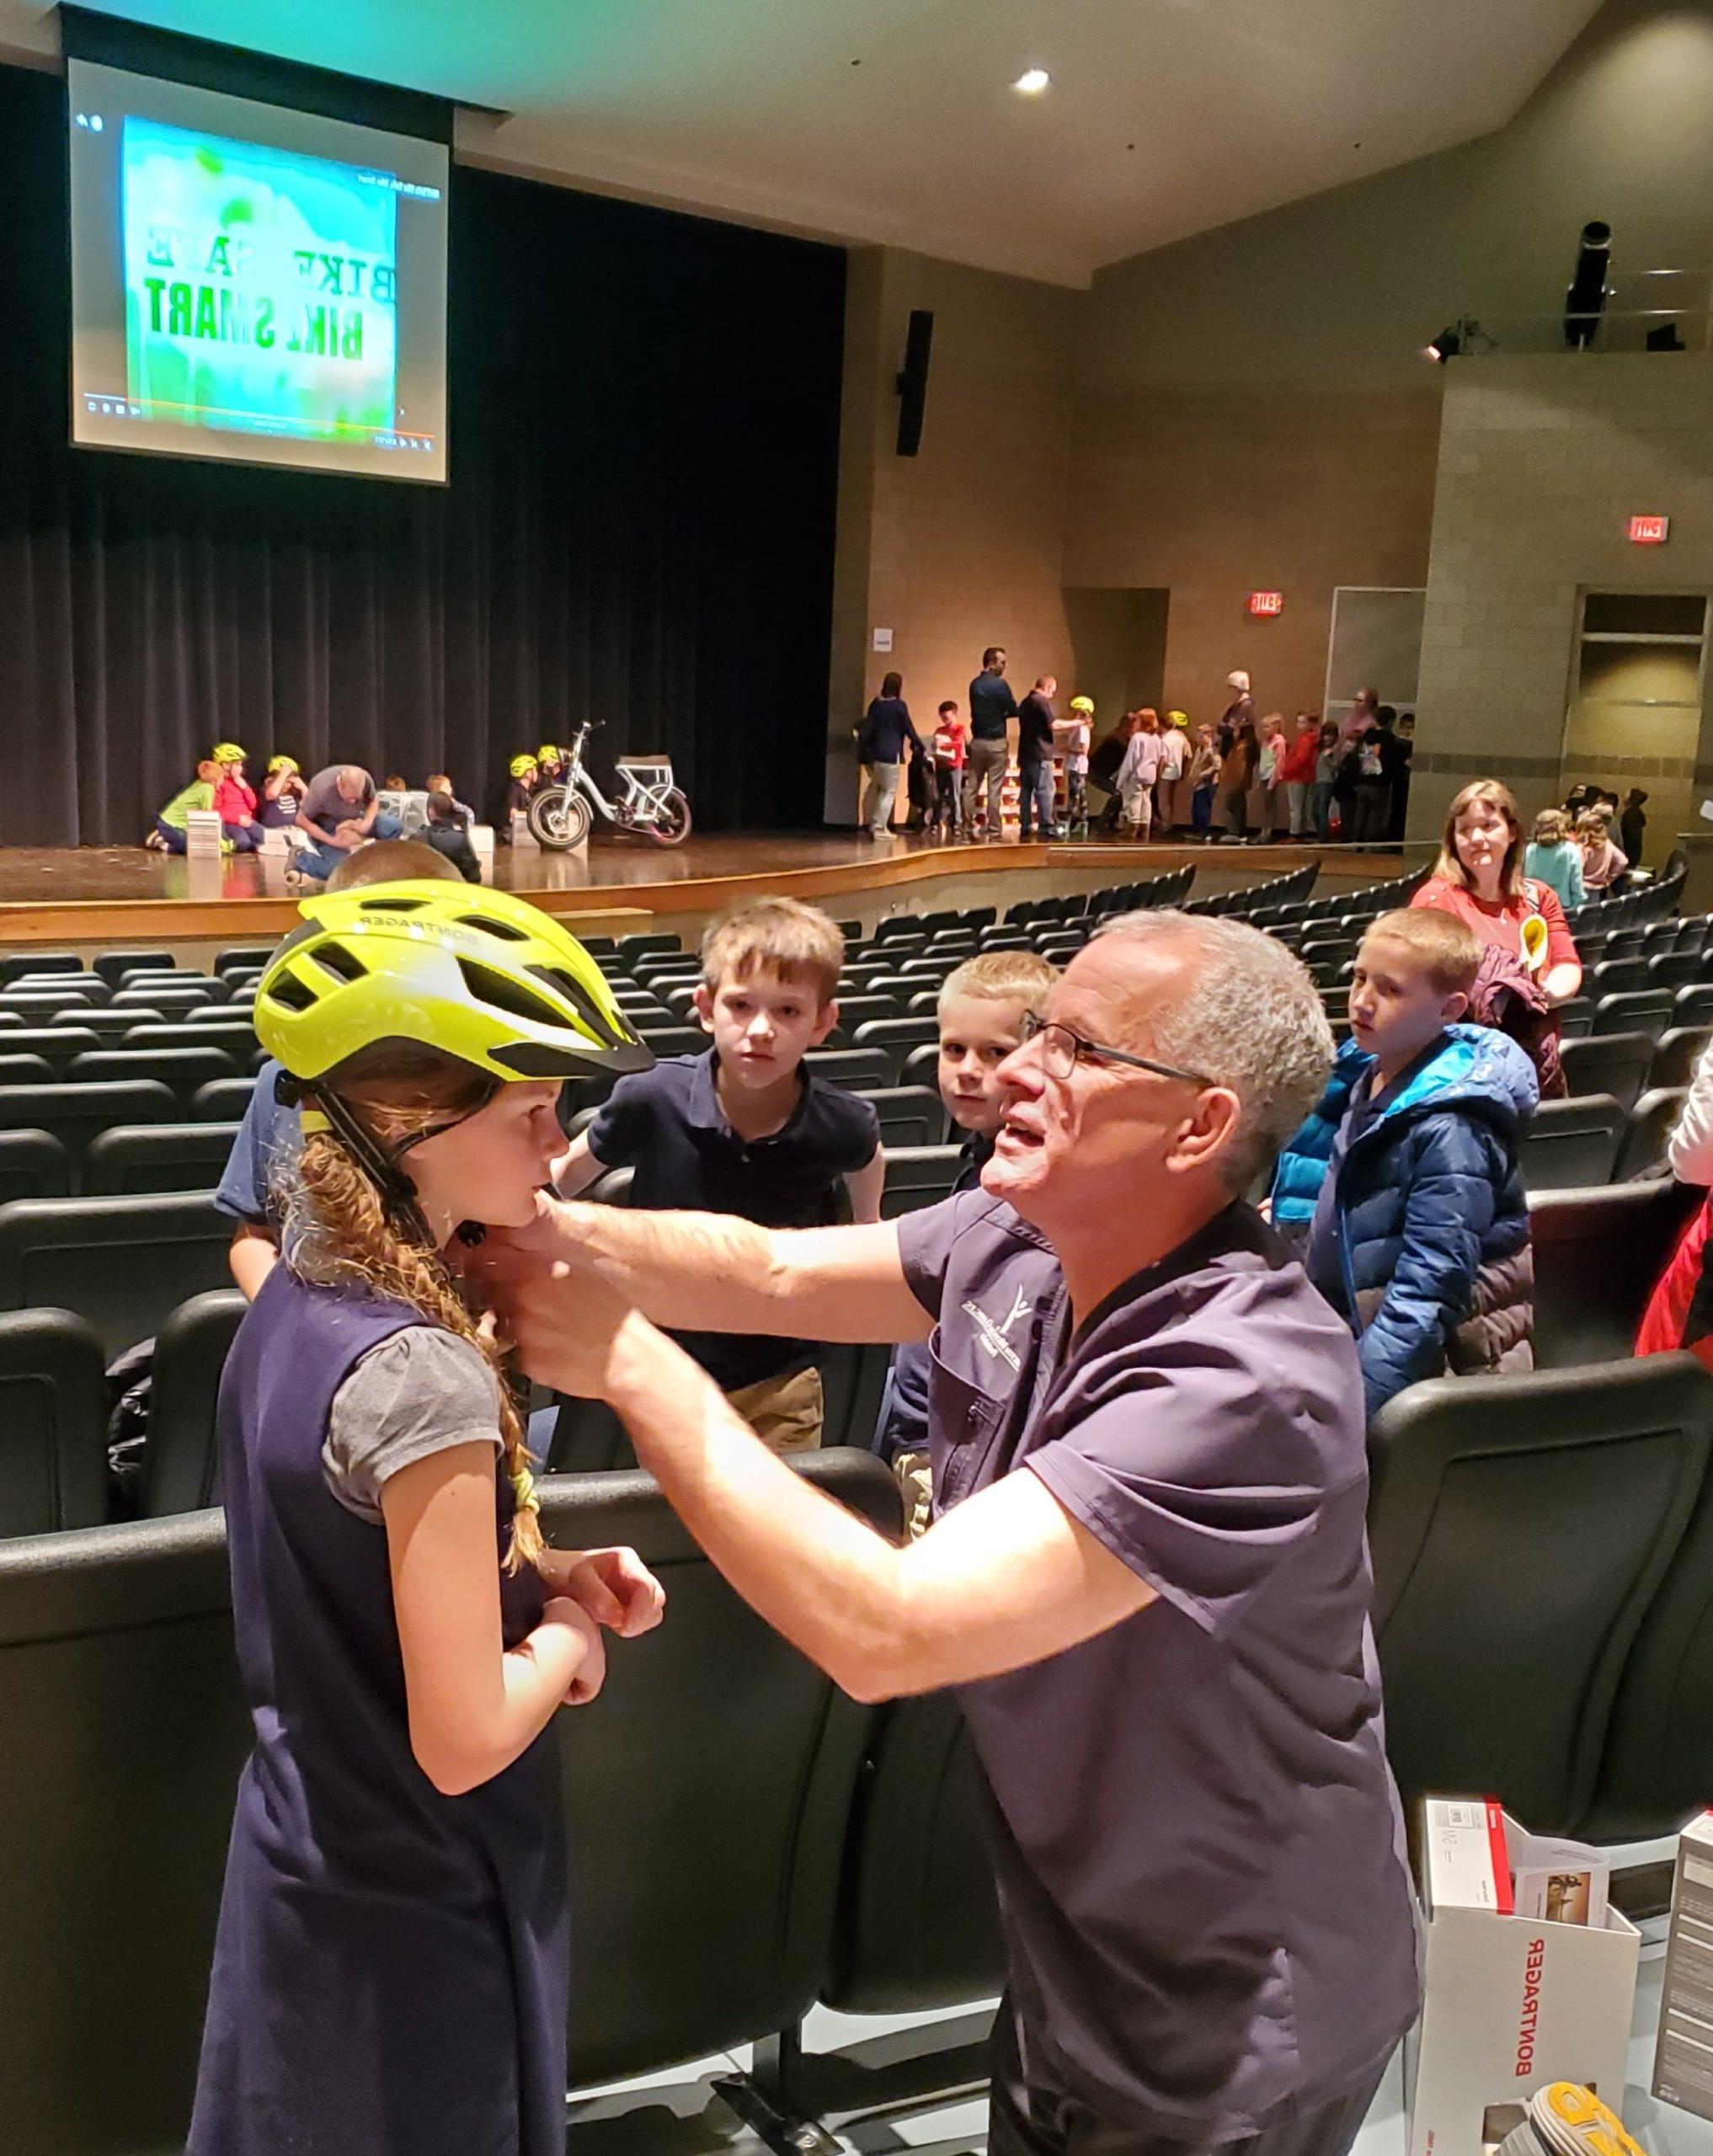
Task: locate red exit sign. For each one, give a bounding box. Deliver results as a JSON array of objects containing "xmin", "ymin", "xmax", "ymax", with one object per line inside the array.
[
  {"xmin": 1629, "ymin": 515, "xmax": 1670, "ymax": 545},
  {"xmin": 1248, "ymin": 590, "xmax": 1284, "ymax": 616}
]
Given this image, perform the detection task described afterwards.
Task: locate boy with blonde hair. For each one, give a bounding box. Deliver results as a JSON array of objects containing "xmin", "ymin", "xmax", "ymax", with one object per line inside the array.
[
  {"xmin": 554, "ymin": 897, "xmax": 882, "ymax": 1449},
  {"xmin": 878, "ymin": 947, "xmax": 1058, "ymax": 1505},
  {"xmin": 1273, "ymin": 907, "xmax": 1537, "ymax": 1418}
]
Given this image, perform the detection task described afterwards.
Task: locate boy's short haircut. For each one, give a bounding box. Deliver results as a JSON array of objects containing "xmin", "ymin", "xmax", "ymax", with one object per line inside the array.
[
  {"xmin": 1361, "ymin": 908, "xmax": 1481, "ymax": 998},
  {"xmin": 939, "ymin": 950, "xmax": 1059, "ymax": 1016},
  {"xmin": 326, "ymin": 837, "xmax": 464, "ymax": 892},
  {"xmin": 701, "ymin": 897, "xmax": 844, "ymax": 1004},
  {"xmin": 938, "ymin": 701, "xmax": 958, "ymax": 715}
]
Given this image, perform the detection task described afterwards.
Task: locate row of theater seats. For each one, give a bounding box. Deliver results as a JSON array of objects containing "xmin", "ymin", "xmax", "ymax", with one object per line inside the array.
[{"xmin": 13, "ymin": 1342, "xmax": 1713, "ymax": 2156}]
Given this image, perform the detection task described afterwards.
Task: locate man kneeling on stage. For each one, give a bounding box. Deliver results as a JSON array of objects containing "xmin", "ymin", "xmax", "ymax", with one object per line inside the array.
[{"xmin": 477, "ymin": 910, "xmax": 1422, "ymax": 2156}]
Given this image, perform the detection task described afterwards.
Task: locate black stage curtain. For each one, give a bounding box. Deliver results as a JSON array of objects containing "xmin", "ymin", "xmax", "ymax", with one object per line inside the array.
[{"xmin": 0, "ymin": 61, "xmax": 846, "ymax": 846}]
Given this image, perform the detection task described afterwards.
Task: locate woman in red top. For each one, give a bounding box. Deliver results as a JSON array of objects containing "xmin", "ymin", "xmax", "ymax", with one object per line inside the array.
[{"xmin": 1410, "ymin": 780, "xmax": 1582, "ymax": 1001}]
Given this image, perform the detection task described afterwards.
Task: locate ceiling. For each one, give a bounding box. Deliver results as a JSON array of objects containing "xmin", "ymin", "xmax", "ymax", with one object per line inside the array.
[{"xmin": 0, "ymin": 0, "xmax": 1605, "ymax": 285}]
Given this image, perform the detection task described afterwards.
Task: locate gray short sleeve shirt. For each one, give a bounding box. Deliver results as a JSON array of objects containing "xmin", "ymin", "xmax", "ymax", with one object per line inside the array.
[
  {"xmin": 895, "ymin": 1188, "xmax": 1422, "ymax": 2139},
  {"xmin": 323, "ymin": 1329, "xmax": 502, "ymax": 1523}
]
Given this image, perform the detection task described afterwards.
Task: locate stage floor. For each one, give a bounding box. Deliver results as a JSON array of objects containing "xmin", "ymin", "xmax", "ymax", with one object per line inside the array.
[{"xmin": 0, "ymin": 830, "xmax": 1406, "ymax": 950}]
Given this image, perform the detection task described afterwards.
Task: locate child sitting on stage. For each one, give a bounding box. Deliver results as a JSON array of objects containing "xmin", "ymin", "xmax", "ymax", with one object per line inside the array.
[
  {"xmin": 211, "ymin": 744, "xmax": 263, "ymax": 852},
  {"xmin": 149, "ymin": 760, "xmax": 222, "ymax": 853},
  {"xmin": 551, "ymin": 898, "xmax": 883, "ymax": 1452},
  {"xmin": 259, "ymin": 756, "xmax": 307, "ymax": 830},
  {"xmin": 423, "ymin": 774, "xmax": 483, "ymax": 883}
]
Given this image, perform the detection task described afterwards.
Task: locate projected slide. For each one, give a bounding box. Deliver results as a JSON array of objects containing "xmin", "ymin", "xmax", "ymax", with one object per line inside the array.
[{"xmin": 69, "ymin": 59, "xmax": 449, "ymax": 482}]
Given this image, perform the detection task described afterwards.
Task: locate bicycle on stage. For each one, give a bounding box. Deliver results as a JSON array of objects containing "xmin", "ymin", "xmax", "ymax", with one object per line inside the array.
[{"xmin": 526, "ymin": 723, "xmax": 692, "ymax": 850}]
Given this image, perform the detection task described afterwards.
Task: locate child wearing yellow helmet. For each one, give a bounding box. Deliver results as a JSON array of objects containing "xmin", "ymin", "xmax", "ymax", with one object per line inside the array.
[
  {"xmin": 1056, "ymin": 698, "xmax": 1095, "ymax": 832},
  {"xmin": 189, "ymin": 879, "xmax": 662, "ymax": 2156},
  {"xmin": 209, "ymin": 744, "xmax": 262, "ymax": 851},
  {"xmin": 506, "ymin": 754, "xmax": 539, "ymax": 827},
  {"xmin": 259, "ymin": 754, "xmax": 307, "ymax": 830},
  {"xmin": 536, "ymin": 744, "xmax": 568, "ymax": 785}
]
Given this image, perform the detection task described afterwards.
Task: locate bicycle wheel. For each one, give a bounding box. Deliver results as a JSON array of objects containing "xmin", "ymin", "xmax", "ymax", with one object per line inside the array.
[
  {"xmin": 646, "ymin": 788, "xmax": 693, "ymax": 846},
  {"xmin": 526, "ymin": 787, "xmax": 591, "ymax": 850}
]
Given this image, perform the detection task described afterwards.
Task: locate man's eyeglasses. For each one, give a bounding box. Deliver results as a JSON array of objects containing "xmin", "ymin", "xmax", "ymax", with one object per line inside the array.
[{"xmin": 1017, "ymin": 1011, "xmax": 1212, "ymax": 1088}]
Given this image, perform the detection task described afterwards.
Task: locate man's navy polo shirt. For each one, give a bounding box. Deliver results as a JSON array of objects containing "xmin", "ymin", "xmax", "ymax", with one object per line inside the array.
[
  {"xmin": 590, "ymin": 1049, "xmax": 879, "ymax": 1390},
  {"xmin": 895, "ymin": 1188, "xmax": 1421, "ymax": 2141}
]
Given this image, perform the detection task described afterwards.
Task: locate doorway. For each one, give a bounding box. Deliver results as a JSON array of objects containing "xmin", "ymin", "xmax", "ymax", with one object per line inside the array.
[{"xmin": 1561, "ymin": 591, "xmax": 1707, "ymax": 857}]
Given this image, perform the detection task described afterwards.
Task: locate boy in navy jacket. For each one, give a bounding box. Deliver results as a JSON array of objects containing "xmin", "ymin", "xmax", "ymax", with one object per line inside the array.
[{"xmin": 1274, "ymin": 908, "xmax": 1538, "ymax": 1418}]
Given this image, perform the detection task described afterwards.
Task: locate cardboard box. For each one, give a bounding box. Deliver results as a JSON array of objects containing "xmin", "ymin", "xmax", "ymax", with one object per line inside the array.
[
  {"xmin": 184, "ymin": 808, "xmax": 223, "ymax": 860},
  {"xmin": 1652, "ymin": 1812, "xmax": 1713, "ymax": 2120},
  {"xmin": 1408, "ymin": 1801, "xmax": 1640, "ymax": 2156}
]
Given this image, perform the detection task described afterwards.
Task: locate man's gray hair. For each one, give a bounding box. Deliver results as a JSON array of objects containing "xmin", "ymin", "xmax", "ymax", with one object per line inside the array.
[{"xmin": 1091, "ymin": 910, "xmax": 1334, "ymax": 1193}]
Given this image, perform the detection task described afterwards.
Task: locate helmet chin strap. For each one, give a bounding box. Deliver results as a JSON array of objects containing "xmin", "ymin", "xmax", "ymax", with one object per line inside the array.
[{"xmin": 277, "ymin": 1070, "xmax": 439, "ymax": 1249}]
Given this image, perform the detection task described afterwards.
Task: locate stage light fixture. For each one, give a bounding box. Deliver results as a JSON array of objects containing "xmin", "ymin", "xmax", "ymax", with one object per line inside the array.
[
  {"xmin": 1425, "ymin": 323, "xmax": 1465, "ymax": 362},
  {"xmin": 1012, "ymin": 67, "xmax": 1051, "ymax": 94},
  {"xmin": 1563, "ymin": 220, "xmax": 1612, "ymax": 350}
]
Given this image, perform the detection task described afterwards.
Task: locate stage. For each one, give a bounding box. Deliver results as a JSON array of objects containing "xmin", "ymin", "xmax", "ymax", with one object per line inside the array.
[{"xmin": 0, "ymin": 833, "xmax": 1411, "ymax": 958}]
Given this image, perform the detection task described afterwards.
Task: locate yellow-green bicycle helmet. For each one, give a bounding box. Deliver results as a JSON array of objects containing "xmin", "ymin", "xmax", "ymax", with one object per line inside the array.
[
  {"xmin": 536, "ymin": 743, "xmax": 562, "ymax": 765},
  {"xmin": 510, "ymin": 754, "xmax": 538, "ymax": 779},
  {"xmin": 268, "ymin": 754, "xmax": 300, "ymax": 776},
  {"xmin": 258, "ymin": 880, "xmax": 653, "ymax": 1089},
  {"xmin": 211, "ymin": 741, "xmax": 247, "ymax": 764},
  {"xmin": 1068, "ymin": 696, "xmax": 1095, "ymax": 715}
]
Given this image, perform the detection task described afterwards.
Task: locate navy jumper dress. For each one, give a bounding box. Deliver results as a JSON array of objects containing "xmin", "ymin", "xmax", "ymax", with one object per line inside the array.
[{"xmin": 189, "ymin": 1266, "xmax": 568, "ymax": 2156}]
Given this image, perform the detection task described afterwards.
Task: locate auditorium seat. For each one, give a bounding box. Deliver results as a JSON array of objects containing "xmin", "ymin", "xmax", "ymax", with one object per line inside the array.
[
  {"xmin": 1560, "ymin": 1031, "xmax": 1655, "ymax": 1110},
  {"xmin": 1555, "ymin": 995, "xmax": 1594, "ymax": 1039},
  {"xmin": 84, "ymin": 1123, "xmax": 243, "ymax": 1198},
  {"xmin": 0, "ymin": 1081, "xmax": 179, "ymax": 1178},
  {"xmin": 121, "ymin": 1020, "xmax": 259, "ymax": 1059},
  {"xmin": 804, "ymin": 1048, "xmax": 895, "ymax": 1093},
  {"xmin": 1518, "ymin": 1095, "xmax": 1625, "ymax": 1192},
  {"xmin": 1368, "ymin": 1356, "xmax": 1713, "ymax": 1835},
  {"xmin": 0, "ymin": 953, "xmax": 79, "ymax": 984},
  {"xmin": 0, "ymin": 1132, "xmax": 71, "ymax": 1204},
  {"xmin": 0, "ymin": 1309, "xmax": 111, "ymax": 1537},
  {"xmin": 141, "ymin": 1289, "xmax": 246, "ymax": 1518},
  {"xmin": 584, "ymin": 1165, "xmax": 635, "ymax": 1206},
  {"xmin": 832, "ymin": 995, "xmax": 905, "ymax": 1030},
  {"xmin": 851, "ymin": 1017, "xmax": 941, "ymax": 1074},
  {"xmin": 1593, "ymin": 989, "xmax": 1673, "ymax": 1040},
  {"xmin": 881, "ymin": 1145, "xmax": 966, "ymax": 1218},
  {"xmin": 617, "ymin": 932, "xmax": 682, "ymax": 962},
  {"xmin": 1674, "ymin": 984, "xmax": 1713, "ymax": 1029},
  {"xmin": 1614, "ymin": 1088, "xmax": 1687, "ymax": 1183},
  {"xmin": 1649, "ymin": 949, "xmax": 1702, "ymax": 990},
  {"xmin": 67, "ymin": 1046, "xmax": 240, "ymax": 1105},
  {"xmin": 0, "ymin": 1508, "xmax": 248, "ymax": 2156},
  {"xmin": 1529, "ymin": 1179, "xmax": 1703, "ymax": 1369},
  {"xmin": 0, "ymin": 1193, "xmax": 233, "ymax": 1360},
  {"xmin": 93, "ymin": 948, "xmax": 177, "ymax": 986},
  {"xmin": 0, "ymin": 1055, "xmax": 56, "ymax": 1092},
  {"xmin": 112, "ymin": 982, "xmax": 216, "ymax": 1012},
  {"xmin": 0, "ymin": 988, "xmax": 104, "ymax": 1021},
  {"xmin": 1654, "ymin": 1025, "xmax": 1712, "ymax": 1089},
  {"xmin": 53, "ymin": 1007, "xmax": 160, "ymax": 1047},
  {"xmin": 631, "ymin": 1025, "xmax": 707, "ymax": 1058},
  {"xmin": 537, "ymin": 1453, "xmax": 902, "ymax": 2089},
  {"xmin": 214, "ymin": 946, "xmax": 275, "ymax": 979},
  {"xmin": 854, "ymin": 1086, "xmax": 947, "ymax": 1150},
  {"xmin": 192, "ymin": 1077, "xmax": 258, "ymax": 1122},
  {"xmin": 1590, "ymin": 957, "xmax": 1650, "ymax": 998},
  {"xmin": 821, "ymin": 1691, "xmax": 1005, "ymax": 2015}
]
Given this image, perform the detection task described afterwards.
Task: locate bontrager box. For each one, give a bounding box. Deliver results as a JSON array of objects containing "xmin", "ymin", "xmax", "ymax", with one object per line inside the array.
[
  {"xmin": 1407, "ymin": 1801, "xmax": 1640, "ymax": 2156},
  {"xmin": 1652, "ymin": 1811, "xmax": 1713, "ymax": 2119}
]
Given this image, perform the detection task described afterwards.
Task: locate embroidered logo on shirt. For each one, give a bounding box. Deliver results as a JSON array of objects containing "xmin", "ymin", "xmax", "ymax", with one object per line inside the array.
[{"xmin": 962, "ymin": 1283, "xmax": 1033, "ymax": 1370}]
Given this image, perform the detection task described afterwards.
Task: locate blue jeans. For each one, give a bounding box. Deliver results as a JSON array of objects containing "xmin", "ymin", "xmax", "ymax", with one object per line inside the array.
[
  {"xmin": 1018, "ymin": 761, "xmax": 1056, "ymax": 837},
  {"xmin": 295, "ymin": 812, "xmax": 403, "ymax": 880}
]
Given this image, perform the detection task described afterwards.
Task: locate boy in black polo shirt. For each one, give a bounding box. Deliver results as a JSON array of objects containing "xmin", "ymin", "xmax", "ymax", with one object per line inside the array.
[{"xmin": 552, "ymin": 898, "xmax": 883, "ymax": 1449}]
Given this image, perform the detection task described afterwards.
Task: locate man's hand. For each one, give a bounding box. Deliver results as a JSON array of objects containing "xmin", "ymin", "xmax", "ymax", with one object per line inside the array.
[
  {"xmin": 548, "ymin": 1545, "xmax": 667, "ymax": 1638},
  {"xmin": 488, "ymin": 1243, "xmax": 652, "ymax": 1402}
]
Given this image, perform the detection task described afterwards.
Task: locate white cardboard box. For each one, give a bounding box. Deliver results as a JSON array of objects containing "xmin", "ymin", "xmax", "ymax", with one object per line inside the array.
[
  {"xmin": 1653, "ymin": 1812, "xmax": 1713, "ymax": 2119},
  {"xmin": 184, "ymin": 808, "xmax": 223, "ymax": 860},
  {"xmin": 1407, "ymin": 1801, "xmax": 1640, "ymax": 2156}
]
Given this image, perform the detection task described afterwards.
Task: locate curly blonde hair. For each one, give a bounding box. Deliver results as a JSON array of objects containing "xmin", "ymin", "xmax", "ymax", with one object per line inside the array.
[{"xmin": 286, "ymin": 1047, "xmax": 546, "ymax": 1576}]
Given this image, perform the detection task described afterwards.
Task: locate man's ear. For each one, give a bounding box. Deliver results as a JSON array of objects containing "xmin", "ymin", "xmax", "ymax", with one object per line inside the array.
[
  {"xmin": 1166, "ymin": 1086, "xmax": 1244, "ymax": 1179},
  {"xmin": 691, "ymin": 983, "xmax": 715, "ymax": 1034}
]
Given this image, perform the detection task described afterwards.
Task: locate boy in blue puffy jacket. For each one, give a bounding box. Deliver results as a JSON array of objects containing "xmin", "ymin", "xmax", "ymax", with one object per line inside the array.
[{"xmin": 1275, "ymin": 908, "xmax": 1538, "ymax": 1419}]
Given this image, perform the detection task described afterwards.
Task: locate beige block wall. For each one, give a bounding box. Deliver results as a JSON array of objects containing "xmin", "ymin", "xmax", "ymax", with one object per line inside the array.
[
  {"xmin": 1065, "ymin": 385, "xmax": 1442, "ymax": 723},
  {"xmin": 826, "ymin": 248, "xmax": 1081, "ymax": 819},
  {"xmin": 1411, "ymin": 351, "xmax": 1713, "ymax": 848}
]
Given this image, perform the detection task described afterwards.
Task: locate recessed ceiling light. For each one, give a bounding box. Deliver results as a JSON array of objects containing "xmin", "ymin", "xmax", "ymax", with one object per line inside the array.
[{"xmin": 1012, "ymin": 67, "xmax": 1051, "ymax": 95}]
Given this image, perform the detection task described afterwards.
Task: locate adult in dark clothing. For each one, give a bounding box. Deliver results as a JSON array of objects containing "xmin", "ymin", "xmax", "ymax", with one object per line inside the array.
[
  {"xmin": 1348, "ymin": 711, "xmax": 1406, "ymax": 845},
  {"xmin": 1090, "ymin": 712, "xmax": 1137, "ymax": 834},
  {"xmin": 1017, "ymin": 675, "xmax": 1061, "ymax": 840},
  {"xmin": 1220, "ymin": 669, "xmax": 1257, "ymax": 737},
  {"xmin": 1620, "ymin": 787, "xmax": 1648, "ymax": 868},
  {"xmin": 857, "ymin": 671, "xmax": 922, "ymax": 837},
  {"xmin": 965, "ymin": 645, "xmax": 1018, "ymax": 835},
  {"xmin": 1387, "ymin": 712, "xmax": 1415, "ymax": 844},
  {"xmin": 482, "ymin": 913, "xmax": 1422, "ymax": 2156}
]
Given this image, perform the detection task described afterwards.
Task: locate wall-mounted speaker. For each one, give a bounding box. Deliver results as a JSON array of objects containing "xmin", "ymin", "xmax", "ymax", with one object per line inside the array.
[{"xmin": 895, "ymin": 308, "xmax": 934, "ymax": 457}]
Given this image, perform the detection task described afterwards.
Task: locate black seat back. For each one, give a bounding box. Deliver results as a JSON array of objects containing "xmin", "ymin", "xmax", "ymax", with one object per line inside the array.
[
  {"xmin": 141, "ymin": 1289, "xmax": 247, "ymax": 1518},
  {"xmin": 1518, "ymin": 1094, "xmax": 1625, "ymax": 1191},
  {"xmin": 67, "ymin": 1048, "xmax": 239, "ymax": 1105},
  {"xmin": 0, "ymin": 1309, "xmax": 111, "ymax": 1536},
  {"xmin": 1559, "ymin": 1031, "xmax": 1656, "ymax": 1111},
  {"xmin": 0, "ymin": 1131, "xmax": 71, "ymax": 1204},
  {"xmin": 536, "ymin": 1453, "xmax": 902, "ymax": 2086},
  {"xmin": 880, "ymin": 1144, "xmax": 966, "ymax": 1217},
  {"xmin": 1368, "ymin": 1358, "xmax": 1713, "ymax": 1833},
  {"xmin": 1529, "ymin": 1180, "xmax": 1703, "ymax": 1368},
  {"xmin": 1654, "ymin": 1026, "xmax": 1712, "ymax": 1090},
  {"xmin": 822, "ymin": 1690, "xmax": 1005, "ymax": 2015},
  {"xmin": 0, "ymin": 1510, "xmax": 248, "ymax": 2154},
  {"xmin": 1593, "ymin": 990, "xmax": 1674, "ymax": 1040},
  {"xmin": 84, "ymin": 1123, "xmax": 243, "ymax": 1197},
  {"xmin": 803, "ymin": 1047, "xmax": 895, "ymax": 1092},
  {"xmin": 0, "ymin": 1081, "xmax": 179, "ymax": 1180},
  {"xmin": 853, "ymin": 1085, "xmax": 947, "ymax": 1150},
  {"xmin": 0, "ymin": 1193, "xmax": 233, "ymax": 1360},
  {"xmin": 1614, "ymin": 1087, "xmax": 1687, "ymax": 1183}
]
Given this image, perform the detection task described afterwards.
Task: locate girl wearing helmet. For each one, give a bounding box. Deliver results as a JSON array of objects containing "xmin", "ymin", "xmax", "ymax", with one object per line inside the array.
[
  {"xmin": 259, "ymin": 754, "xmax": 307, "ymax": 830},
  {"xmin": 536, "ymin": 743, "xmax": 568, "ymax": 786},
  {"xmin": 211, "ymin": 744, "xmax": 263, "ymax": 852},
  {"xmin": 187, "ymin": 881, "xmax": 664, "ymax": 2156},
  {"xmin": 505, "ymin": 754, "xmax": 540, "ymax": 835}
]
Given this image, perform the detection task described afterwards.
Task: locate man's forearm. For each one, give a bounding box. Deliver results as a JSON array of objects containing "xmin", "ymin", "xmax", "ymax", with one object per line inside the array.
[
  {"xmin": 605, "ymin": 1315, "xmax": 905, "ymax": 1699},
  {"xmin": 563, "ymin": 1200, "xmax": 792, "ymax": 1331}
]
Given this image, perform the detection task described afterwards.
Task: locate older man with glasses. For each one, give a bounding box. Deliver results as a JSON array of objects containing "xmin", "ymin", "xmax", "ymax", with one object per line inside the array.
[{"xmin": 476, "ymin": 912, "xmax": 1422, "ymax": 2156}]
